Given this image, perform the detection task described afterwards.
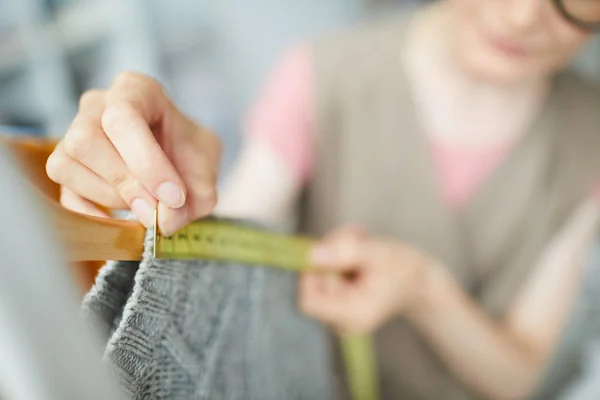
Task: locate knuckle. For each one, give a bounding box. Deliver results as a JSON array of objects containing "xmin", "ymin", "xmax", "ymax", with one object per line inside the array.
[
  {"xmin": 143, "ymin": 76, "xmax": 163, "ymax": 97},
  {"xmin": 206, "ymin": 130, "xmax": 223, "ymax": 155},
  {"xmin": 113, "ymin": 71, "xmax": 163, "ymax": 95},
  {"xmin": 101, "ymin": 102, "xmax": 134, "ymax": 133},
  {"xmin": 195, "ymin": 153, "xmax": 220, "ymax": 183},
  {"xmin": 107, "ymin": 172, "xmax": 131, "ymax": 193},
  {"xmin": 199, "ymin": 185, "xmax": 218, "ymax": 208},
  {"xmin": 113, "ymin": 71, "xmax": 144, "ymax": 87},
  {"xmin": 79, "ymin": 89, "xmax": 104, "ymax": 109},
  {"xmin": 63, "ymin": 119, "xmax": 97, "ymax": 160},
  {"xmin": 108, "ymin": 173, "xmax": 140, "ymax": 202}
]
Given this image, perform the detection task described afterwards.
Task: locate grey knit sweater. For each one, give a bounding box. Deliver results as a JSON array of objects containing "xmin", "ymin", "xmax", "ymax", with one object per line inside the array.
[{"xmin": 82, "ymin": 227, "xmax": 333, "ymax": 400}]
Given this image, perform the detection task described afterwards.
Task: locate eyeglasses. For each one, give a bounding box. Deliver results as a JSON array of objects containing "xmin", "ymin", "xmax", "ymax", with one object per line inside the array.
[{"xmin": 553, "ymin": 0, "xmax": 600, "ymax": 31}]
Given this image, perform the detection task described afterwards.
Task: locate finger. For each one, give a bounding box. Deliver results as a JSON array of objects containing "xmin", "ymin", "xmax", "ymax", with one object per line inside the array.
[
  {"xmin": 300, "ymin": 272, "xmax": 352, "ymax": 326},
  {"xmin": 300, "ymin": 272, "xmax": 338, "ymax": 311},
  {"xmin": 157, "ymin": 130, "xmax": 220, "ymax": 234},
  {"xmin": 324, "ymin": 273, "xmax": 343, "ymax": 295},
  {"xmin": 304, "ymin": 292, "xmax": 354, "ymax": 329},
  {"xmin": 47, "ymin": 142, "xmax": 128, "ymax": 210},
  {"xmin": 60, "ymin": 187, "xmax": 111, "ymax": 219},
  {"xmin": 78, "ymin": 89, "xmax": 106, "ymax": 116},
  {"xmin": 299, "ymin": 272, "xmax": 329, "ymax": 319},
  {"xmin": 309, "ymin": 228, "xmax": 365, "ymax": 271},
  {"xmin": 157, "ymin": 202, "xmax": 189, "ymax": 237},
  {"xmin": 176, "ymin": 141, "xmax": 220, "ymax": 219},
  {"xmin": 103, "ymin": 72, "xmax": 186, "ymax": 208},
  {"xmin": 62, "ymin": 117, "xmax": 157, "ymax": 227},
  {"xmin": 64, "ymin": 91, "xmax": 159, "ymax": 224},
  {"xmin": 323, "ymin": 288, "xmax": 379, "ymax": 334}
]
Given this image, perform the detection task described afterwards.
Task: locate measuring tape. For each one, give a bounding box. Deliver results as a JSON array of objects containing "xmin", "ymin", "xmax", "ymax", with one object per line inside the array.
[
  {"xmin": 153, "ymin": 216, "xmax": 380, "ymax": 400},
  {"xmin": 153, "ymin": 217, "xmax": 313, "ymax": 270}
]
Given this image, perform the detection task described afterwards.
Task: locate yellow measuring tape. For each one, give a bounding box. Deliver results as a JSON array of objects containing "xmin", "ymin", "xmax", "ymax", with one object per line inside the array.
[{"xmin": 153, "ymin": 216, "xmax": 380, "ymax": 400}]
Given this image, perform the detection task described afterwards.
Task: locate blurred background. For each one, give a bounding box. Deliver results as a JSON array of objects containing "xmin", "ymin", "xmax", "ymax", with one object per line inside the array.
[
  {"xmin": 2, "ymin": 0, "xmax": 600, "ymax": 176},
  {"xmin": 4, "ymin": 3, "xmax": 600, "ymax": 398}
]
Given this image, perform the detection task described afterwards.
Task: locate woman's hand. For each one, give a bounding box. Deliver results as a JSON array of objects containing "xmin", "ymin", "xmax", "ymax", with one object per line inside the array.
[
  {"xmin": 300, "ymin": 226, "xmax": 432, "ymax": 334},
  {"xmin": 46, "ymin": 72, "xmax": 222, "ymax": 236}
]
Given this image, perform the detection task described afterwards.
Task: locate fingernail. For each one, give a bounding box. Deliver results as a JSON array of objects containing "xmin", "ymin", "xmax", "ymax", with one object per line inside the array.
[
  {"xmin": 131, "ymin": 198, "xmax": 155, "ymax": 227},
  {"xmin": 156, "ymin": 182, "xmax": 186, "ymax": 208},
  {"xmin": 310, "ymin": 246, "xmax": 331, "ymax": 264}
]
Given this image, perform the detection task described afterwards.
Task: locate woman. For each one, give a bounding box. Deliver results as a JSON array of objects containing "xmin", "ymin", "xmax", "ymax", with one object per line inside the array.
[{"xmin": 46, "ymin": 0, "xmax": 600, "ymax": 399}]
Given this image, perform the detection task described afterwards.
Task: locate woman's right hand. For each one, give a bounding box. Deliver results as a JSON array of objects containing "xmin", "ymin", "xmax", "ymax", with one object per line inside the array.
[{"xmin": 46, "ymin": 72, "xmax": 222, "ymax": 236}]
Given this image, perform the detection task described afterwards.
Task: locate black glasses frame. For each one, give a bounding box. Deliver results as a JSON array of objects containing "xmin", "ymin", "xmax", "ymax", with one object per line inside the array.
[{"xmin": 552, "ymin": 0, "xmax": 600, "ymax": 31}]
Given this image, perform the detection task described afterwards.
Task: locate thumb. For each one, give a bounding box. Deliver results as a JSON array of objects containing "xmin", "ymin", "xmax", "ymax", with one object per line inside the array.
[
  {"xmin": 309, "ymin": 235, "xmax": 364, "ymax": 272},
  {"xmin": 155, "ymin": 169, "xmax": 218, "ymax": 237},
  {"xmin": 159, "ymin": 122, "xmax": 220, "ymax": 236},
  {"xmin": 157, "ymin": 202, "xmax": 189, "ymax": 236}
]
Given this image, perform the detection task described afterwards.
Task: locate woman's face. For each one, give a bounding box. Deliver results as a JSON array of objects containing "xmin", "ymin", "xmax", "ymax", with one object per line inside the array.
[{"xmin": 449, "ymin": 0, "xmax": 594, "ymax": 83}]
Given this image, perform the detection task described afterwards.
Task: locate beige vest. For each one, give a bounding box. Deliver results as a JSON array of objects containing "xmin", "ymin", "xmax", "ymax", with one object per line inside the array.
[{"xmin": 298, "ymin": 12, "xmax": 600, "ymax": 400}]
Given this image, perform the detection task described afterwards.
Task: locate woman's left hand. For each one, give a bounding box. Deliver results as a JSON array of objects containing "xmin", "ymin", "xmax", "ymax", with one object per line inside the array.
[{"xmin": 300, "ymin": 226, "xmax": 433, "ymax": 334}]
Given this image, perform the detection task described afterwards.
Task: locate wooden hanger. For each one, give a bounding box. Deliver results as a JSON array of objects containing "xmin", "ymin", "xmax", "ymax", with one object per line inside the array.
[{"xmin": 2, "ymin": 134, "xmax": 146, "ymax": 263}]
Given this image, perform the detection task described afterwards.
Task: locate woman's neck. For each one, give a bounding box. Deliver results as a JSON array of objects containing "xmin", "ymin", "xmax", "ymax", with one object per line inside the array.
[{"xmin": 403, "ymin": 3, "xmax": 550, "ymax": 147}]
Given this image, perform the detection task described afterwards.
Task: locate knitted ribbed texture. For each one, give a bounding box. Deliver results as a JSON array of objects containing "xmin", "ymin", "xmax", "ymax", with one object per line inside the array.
[{"xmin": 82, "ymin": 227, "xmax": 332, "ymax": 400}]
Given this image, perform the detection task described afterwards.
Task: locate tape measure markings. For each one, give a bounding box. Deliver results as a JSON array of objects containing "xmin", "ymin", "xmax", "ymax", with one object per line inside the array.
[{"xmin": 155, "ymin": 218, "xmax": 313, "ymax": 271}]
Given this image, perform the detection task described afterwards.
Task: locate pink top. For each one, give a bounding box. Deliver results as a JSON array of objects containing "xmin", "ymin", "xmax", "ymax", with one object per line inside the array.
[{"xmin": 244, "ymin": 44, "xmax": 600, "ymax": 208}]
